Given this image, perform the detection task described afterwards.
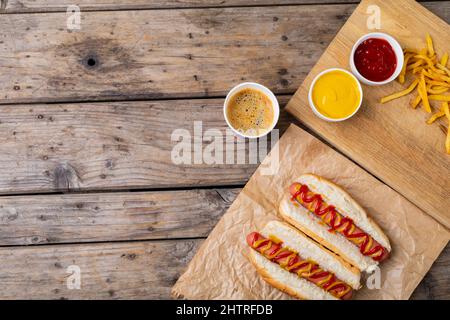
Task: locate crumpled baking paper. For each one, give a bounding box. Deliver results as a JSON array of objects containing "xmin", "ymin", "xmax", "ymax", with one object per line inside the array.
[{"xmin": 172, "ymin": 124, "xmax": 449, "ymax": 300}]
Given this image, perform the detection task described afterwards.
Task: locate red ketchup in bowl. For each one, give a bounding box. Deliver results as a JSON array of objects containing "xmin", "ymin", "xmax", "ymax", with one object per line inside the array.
[{"xmin": 353, "ymin": 38, "xmax": 397, "ymax": 82}]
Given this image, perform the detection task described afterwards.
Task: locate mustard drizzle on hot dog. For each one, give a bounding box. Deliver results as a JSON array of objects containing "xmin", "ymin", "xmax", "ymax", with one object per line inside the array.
[
  {"xmin": 247, "ymin": 232, "xmax": 352, "ymax": 299},
  {"xmin": 290, "ymin": 183, "xmax": 387, "ymax": 261}
]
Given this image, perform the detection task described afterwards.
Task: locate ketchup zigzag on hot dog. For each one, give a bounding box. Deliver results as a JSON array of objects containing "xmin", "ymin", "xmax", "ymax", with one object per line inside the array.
[
  {"xmin": 247, "ymin": 221, "xmax": 361, "ymax": 300},
  {"xmin": 279, "ymin": 174, "xmax": 391, "ymax": 271}
]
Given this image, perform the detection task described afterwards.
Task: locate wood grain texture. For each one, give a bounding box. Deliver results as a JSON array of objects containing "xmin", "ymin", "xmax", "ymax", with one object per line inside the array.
[
  {"xmin": 1, "ymin": 3, "xmax": 446, "ymax": 104},
  {"xmin": 0, "ymin": 186, "xmax": 447, "ymax": 299},
  {"xmin": 0, "ymin": 0, "xmax": 444, "ymax": 13},
  {"xmin": 0, "ymin": 188, "xmax": 237, "ymax": 245},
  {"xmin": 0, "ymin": 239, "xmax": 203, "ymax": 299},
  {"xmin": 286, "ymin": 0, "xmax": 450, "ymax": 228},
  {"xmin": 0, "ymin": 5, "xmax": 356, "ymax": 104},
  {"xmin": 0, "ymin": 0, "xmax": 447, "ymax": 301},
  {"xmin": 411, "ymin": 244, "xmax": 450, "ymax": 300},
  {"xmin": 0, "ymin": 238, "xmax": 447, "ymax": 299},
  {"xmin": 0, "ymin": 0, "xmax": 357, "ymax": 13},
  {"xmin": 0, "ymin": 97, "xmax": 293, "ymax": 194}
]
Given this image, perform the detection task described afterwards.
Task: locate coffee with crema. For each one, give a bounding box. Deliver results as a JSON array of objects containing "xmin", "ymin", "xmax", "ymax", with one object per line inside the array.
[{"xmin": 226, "ymin": 88, "xmax": 274, "ymax": 136}]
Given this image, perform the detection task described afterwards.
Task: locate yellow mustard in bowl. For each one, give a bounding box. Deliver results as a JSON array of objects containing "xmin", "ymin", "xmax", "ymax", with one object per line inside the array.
[{"xmin": 311, "ymin": 69, "xmax": 362, "ymax": 120}]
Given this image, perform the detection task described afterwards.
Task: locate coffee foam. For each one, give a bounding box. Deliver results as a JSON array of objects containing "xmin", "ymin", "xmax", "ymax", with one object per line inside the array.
[{"xmin": 226, "ymin": 88, "xmax": 274, "ymax": 136}]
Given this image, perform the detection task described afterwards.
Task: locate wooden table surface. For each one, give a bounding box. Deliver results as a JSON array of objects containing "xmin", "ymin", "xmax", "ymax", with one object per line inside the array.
[{"xmin": 0, "ymin": 0, "xmax": 448, "ymax": 299}]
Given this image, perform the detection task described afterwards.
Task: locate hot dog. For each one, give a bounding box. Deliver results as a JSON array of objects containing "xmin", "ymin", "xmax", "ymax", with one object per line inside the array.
[
  {"xmin": 246, "ymin": 221, "xmax": 361, "ymax": 300},
  {"xmin": 280, "ymin": 174, "xmax": 391, "ymax": 271}
]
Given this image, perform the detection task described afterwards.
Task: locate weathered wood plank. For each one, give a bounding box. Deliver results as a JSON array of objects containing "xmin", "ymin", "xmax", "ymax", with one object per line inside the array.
[
  {"xmin": 0, "ymin": 238, "xmax": 447, "ymax": 299},
  {"xmin": 0, "ymin": 97, "xmax": 294, "ymax": 194},
  {"xmin": 0, "ymin": 5, "xmax": 357, "ymax": 104},
  {"xmin": 0, "ymin": 185, "xmax": 447, "ymax": 299},
  {"xmin": 1, "ymin": 0, "xmax": 445, "ymax": 13},
  {"xmin": 0, "ymin": 0, "xmax": 356, "ymax": 13},
  {"xmin": 0, "ymin": 239, "xmax": 203, "ymax": 299},
  {"xmin": 2, "ymin": 3, "xmax": 446, "ymax": 104},
  {"xmin": 411, "ymin": 244, "xmax": 450, "ymax": 300},
  {"xmin": 0, "ymin": 182, "xmax": 446, "ymax": 299},
  {"xmin": 0, "ymin": 188, "xmax": 238, "ymax": 245}
]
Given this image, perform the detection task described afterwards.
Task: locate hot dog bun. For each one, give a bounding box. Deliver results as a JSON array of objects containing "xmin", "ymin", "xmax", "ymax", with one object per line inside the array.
[
  {"xmin": 247, "ymin": 221, "xmax": 361, "ymax": 300},
  {"xmin": 249, "ymin": 250, "xmax": 337, "ymax": 300},
  {"xmin": 280, "ymin": 174, "xmax": 391, "ymax": 271}
]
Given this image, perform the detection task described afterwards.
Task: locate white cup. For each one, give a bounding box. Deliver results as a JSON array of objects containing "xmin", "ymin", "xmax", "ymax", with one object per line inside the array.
[
  {"xmin": 308, "ymin": 68, "xmax": 363, "ymax": 122},
  {"xmin": 223, "ymin": 82, "xmax": 280, "ymax": 139},
  {"xmin": 349, "ymin": 32, "xmax": 404, "ymax": 86}
]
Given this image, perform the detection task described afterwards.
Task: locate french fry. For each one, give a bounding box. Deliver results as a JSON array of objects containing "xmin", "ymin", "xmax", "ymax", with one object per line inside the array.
[
  {"xmin": 428, "ymin": 69, "xmax": 450, "ymax": 82},
  {"xmin": 414, "ymin": 54, "xmax": 435, "ymax": 68},
  {"xmin": 436, "ymin": 63, "xmax": 450, "ymax": 77},
  {"xmin": 421, "ymin": 68, "xmax": 435, "ymax": 79},
  {"xmin": 407, "ymin": 59, "xmax": 424, "ymax": 71},
  {"xmin": 427, "ymin": 80, "xmax": 450, "ymax": 87},
  {"xmin": 410, "ymin": 94, "xmax": 421, "ymax": 108},
  {"xmin": 428, "ymin": 95, "xmax": 450, "ymax": 102},
  {"xmin": 427, "ymin": 111, "xmax": 445, "ymax": 124},
  {"xmin": 443, "ymin": 102, "xmax": 450, "ymax": 119},
  {"xmin": 380, "ymin": 79, "xmax": 419, "ymax": 103},
  {"xmin": 443, "ymin": 102, "xmax": 450, "ymax": 154},
  {"xmin": 412, "ymin": 66, "xmax": 424, "ymax": 75},
  {"xmin": 426, "ymin": 34, "xmax": 435, "ymax": 57},
  {"xmin": 419, "ymin": 72, "xmax": 432, "ymax": 112},
  {"xmin": 441, "ymin": 52, "xmax": 449, "ymax": 67},
  {"xmin": 381, "ymin": 34, "xmax": 449, "ymax": 154},
  {"xmin": 431, "ymin": 70, "xmax": 450, "ymax": 83},
  {"xmin": 431, "ymin": 66, "xmax": 446, "ymax": 75},
  {"xmin": 427, "ymin": 85, "xmax": 449, "ymax": 95},
  {"xmin": 399, "ymin": 54, "xmax": 413, "ymax": 84}
]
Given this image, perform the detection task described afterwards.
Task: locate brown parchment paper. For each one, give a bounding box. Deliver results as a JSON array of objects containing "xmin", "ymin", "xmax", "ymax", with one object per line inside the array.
[{"xmin": 172, "ymin": 124, "xmax": 449, "ymax": 300}]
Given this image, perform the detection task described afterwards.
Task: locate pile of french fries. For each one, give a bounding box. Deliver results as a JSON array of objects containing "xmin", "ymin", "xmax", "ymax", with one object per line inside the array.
[{"xmin": 380, "ymin": 34, "xmax": 450, "ymax": 154}]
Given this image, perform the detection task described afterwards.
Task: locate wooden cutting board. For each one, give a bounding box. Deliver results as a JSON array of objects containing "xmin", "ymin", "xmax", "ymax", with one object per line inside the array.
[{"xmin": 286, "ymin": 0, "xmax": 450, "ymax": 228}]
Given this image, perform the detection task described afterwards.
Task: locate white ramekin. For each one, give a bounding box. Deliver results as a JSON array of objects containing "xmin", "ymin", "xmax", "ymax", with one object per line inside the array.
[
  {"xmin": 349, "ymin": 32, "xmax": 404, "ymax": 86},
  {"xmin": 223, "ymin": 82, "xmax": 280, "ymax": 139},
  {"xmin": 308, "ymin": 68, "xmax": 363, "ymax": 122}
]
